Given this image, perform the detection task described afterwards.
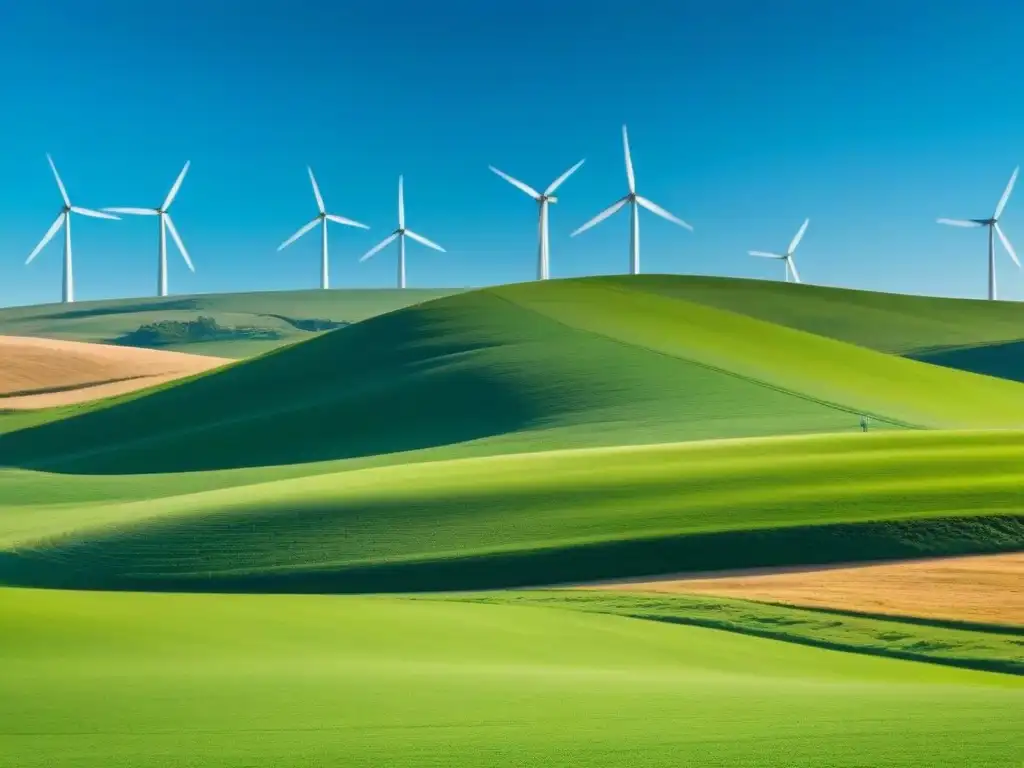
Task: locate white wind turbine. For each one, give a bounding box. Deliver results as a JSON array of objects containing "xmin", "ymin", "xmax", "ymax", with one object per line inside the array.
[
  {"xmin": 488, "ymin": 159, "xmax": 585, "ymax": 280},
  {"xmin": 571, "ymin": 125, "xmax": 692, "ymax": 274},
  {"xmin": 748, "ymin": 218, "xmax": 809, "ymax": 283},
  {"xmin": 937, "ymin": 166, "xmax": 1020, "ymax": 300},
  {"xmin": 25, "ymin": 154, "xmax": 120, "ymax": 304},
  {"xmin": 360, "ymin": 176, "xmax": 445, "ymax": 288},
  {"xmin": 277, "ymin": 166, "xmax": 369, "ymax": 289},
  {"xmin": 104, "ymin": 162, "xmax": 195, "ymax": 297}
]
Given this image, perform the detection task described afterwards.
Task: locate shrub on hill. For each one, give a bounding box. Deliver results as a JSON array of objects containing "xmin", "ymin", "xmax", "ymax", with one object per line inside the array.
[
  {"xmin": 276, "ymin": 317, "xmax": 349, "ymax": 332},
  {"xmin": 114, "ymin": 316, "xmax": 282, "ymax": 347}
]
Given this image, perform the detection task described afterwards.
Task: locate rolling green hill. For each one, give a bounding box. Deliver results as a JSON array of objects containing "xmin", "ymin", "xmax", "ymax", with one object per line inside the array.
[
  {"xmin": 2, "ymin": 274, "xmax": 1022, "ymax": 766},
  {"xmin": 0, "ymin": 287, "xmax": 464, "ymax": 357},
  {"xmin": 3, "ymin": 430, "xmax": 1023, "ymax": 592},
  {"xmin": 630, "ymin": 275, "xmax": 1024, "ymax": 354},
  {"xmin": 3, "ymin": 277, "xmax": 1023, "ymax": 376},
  {"xmin": 4, "ymin": 278, "xmax": 1024, "ymax": 473}
]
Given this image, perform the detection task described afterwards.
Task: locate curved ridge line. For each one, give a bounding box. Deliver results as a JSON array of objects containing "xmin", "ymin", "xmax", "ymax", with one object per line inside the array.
[{"xmin": 487, "ymin": 286, "xmax": 919, "ymax": 430}]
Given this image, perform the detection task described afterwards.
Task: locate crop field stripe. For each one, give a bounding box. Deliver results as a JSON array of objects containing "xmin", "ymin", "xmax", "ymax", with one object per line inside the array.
[{"xmin": 442, "ymin": 590, "xmax": 1024, "ymax": 677}]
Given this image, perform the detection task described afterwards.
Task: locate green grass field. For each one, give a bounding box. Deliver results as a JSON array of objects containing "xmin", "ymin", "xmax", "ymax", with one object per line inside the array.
[
  {"xmin": 1, "ymin": 275, "xmax": 1022, "ymax": 766},
  {"xmin": 7, "ymin": 278, "xmax": 1024, "ymax": 474},
  {"xmin": 3, "ymin": 431, "xmax": 1024, "ymax": 591},
  {"xmin": 2, "ymin": 588, "xmax": 1021, "ymax": 768}
]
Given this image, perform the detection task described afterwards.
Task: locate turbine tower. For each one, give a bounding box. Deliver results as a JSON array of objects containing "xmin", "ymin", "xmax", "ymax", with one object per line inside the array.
[
  {"xmin": 277, "ymin": 166, "xmax": 369, "ymax": 289},
  {"xmin": 360, "ymin": 176, "xmax": 445, "ymax": 288},
  {"xmin": 25, "ymin": 154, "xmax": 120, "ymax": 304},
  {"xmin": 937, "ymin": 166, "xmax": 1020, "ymax": 300},
  {"xmin": 748, "ymin": 218, "xmax": 809, "ymax": 283},
  {"xmin": 104, "ymin": 162, "xmax": 195, "ymax": 297},
  {"xmin": 488, "ymin": 159, "xmax": 585, "ymax": 280},
  {"xmin": 571, "ymin": 125, "xmax": 692, "ymax": 274}
]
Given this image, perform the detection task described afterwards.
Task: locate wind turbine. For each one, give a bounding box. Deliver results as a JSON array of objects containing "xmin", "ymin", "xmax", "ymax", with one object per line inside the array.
[
  {"xmin": 571, "ymin": 125, "xmax": 692, "ymax": 274},
  {"xmin": 277, "ymin": 166, "xmax": 369, "ymax": 289},
  {"xmin": 25, "ymin": 154, "xmax": 120, "ymax": 304},
  {"xmin": 104, "ymin": 162, "xmax": 195, "ymax": 297},
  {"xmin": 748, "ymin": 218, "xmax": 809, "ymax": 283},
  {"xmin": 488, "ymin": 159, "xmax": 585, "ymax": 280},
  {"xmin": 360, "ymin": 176, "xmax": 445, "ymax": 288},
  {"xmin": 937, "ymin": 166, "xmax": 1020, "ymax": 300}
]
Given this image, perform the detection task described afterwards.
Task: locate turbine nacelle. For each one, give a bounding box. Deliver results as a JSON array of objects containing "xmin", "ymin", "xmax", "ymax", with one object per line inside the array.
[
  {"xmin": 359, "ymin": 175, "xmax": 445, "ymax": 288},
  {"xmin": 570, "ymin": 126, "xmax": 691, "ymax": 275},
  {"xmin": 277, "ymin": 165, "xmax": 369, "ymax": 290},
  {"xmin": 102, "ymin": 161, "xmax": 196, "ymax": 297},
  {"xmin": 748, "ymin": 218, "xmax": 808, "ymax": 284},
  {"xmin": 25, "ymin": 154, "xmax": 120, "ymax": 303},
  {"xmin": 936, "ymin": 165, "xmax": 1020, "ymax": 299},
  {"xmin": 488, "ymin": 159, "xmax": 585, "ymax": 281}
]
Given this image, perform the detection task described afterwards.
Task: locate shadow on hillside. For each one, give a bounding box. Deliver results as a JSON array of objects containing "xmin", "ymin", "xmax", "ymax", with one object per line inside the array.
[
  {"xmin": 1, "ymin": 512, "xmax": 1020, "ymax": 602},
  {"xmin": 0, "ymin": 299, "xmax": 551, "ymax": 474},
  {"xmin": 907, "ymin": 340, "xmax": 1024, "ymax": 383}
]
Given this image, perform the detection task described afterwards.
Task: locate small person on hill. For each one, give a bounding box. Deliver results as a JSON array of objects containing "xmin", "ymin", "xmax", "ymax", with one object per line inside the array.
[{"xmin": 860, "ymin": 414, "xmax": 869, "ymax": 432}]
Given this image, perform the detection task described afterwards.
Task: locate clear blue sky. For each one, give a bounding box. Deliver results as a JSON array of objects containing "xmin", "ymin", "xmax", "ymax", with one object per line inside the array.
[{"xmin": 3, "ymin": 0, "xmax": 1024, "ymax": 307}]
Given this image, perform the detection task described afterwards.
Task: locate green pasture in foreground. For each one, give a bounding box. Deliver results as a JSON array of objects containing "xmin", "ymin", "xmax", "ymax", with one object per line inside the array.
[
  {"xmin": 3, "ymin": 431, "xmax": 1023, "ymax": 591},
  {"xmin": 1, "ymin": 587, "xmax": 1020, "ymax": 768},
  {"xmin": 6, "ymin": 279, "xmax": 1024, "ymax": 473},
  {"xmin": 0, "ymin": 287, "xmax": 462, "ymax": 357},
  {"xmin": 448, "ymin": 590, "xmax": 1024, "ymax": 674}
]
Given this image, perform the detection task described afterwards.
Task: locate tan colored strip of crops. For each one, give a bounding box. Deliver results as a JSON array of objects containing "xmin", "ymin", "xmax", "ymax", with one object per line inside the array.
[
  {"xmin": 584, "ymin": 553, "xmax": 1024, "ymax": 627},
  {"xmin": 0, "ymin": 335, "xmax": 230, "ymax": 409}
]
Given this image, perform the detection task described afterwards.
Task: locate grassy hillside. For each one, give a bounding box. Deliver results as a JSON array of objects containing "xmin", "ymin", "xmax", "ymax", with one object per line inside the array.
[
  {"xmin": 631, "ymin": 275, "xmax": 1024, "ymax": 354},
  {"xmin": 0, "ymin": 287, "xmax": 463, "ymax": 357},
  {"xmin": 6, "ymin": 279, "xmax": 1024, "ymax": 473},
  {"xmin": 450, "ymin": 590, "xmax": 1024, "ymax": 674},
  {"xmin": 3, "ymin": 431, "xmax": 1023, "ymax": 592},
  {"xmin": 909, "ymin": 339, "xmax": 1024, "ymax": 382},
  {"xmin": 4, "ymin": 276, "xmax": 1023, "ymax": 768},
  {"xmin": 2, "ymin": 587, "xmax": 1021, "ymax": 768}
]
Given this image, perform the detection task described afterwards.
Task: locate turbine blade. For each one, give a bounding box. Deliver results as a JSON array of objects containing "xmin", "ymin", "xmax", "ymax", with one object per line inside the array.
[
  {"xmin": 163, "ymin": 161, "xmax": 191, "ymax": 210},
  {"xmin": 570, "ymin": 198, "xmax": 628, "ymax": 237},
  {"xmin": 307, "ymin": 166, "xmax": 325, "ymax": 214},
  {"xmin": 936, "ymin": 218, "xmax": 982, "ymax": 228},
  {"xmin": 359, "ymin": 232, "xmax": 399, "ymax": 262},
  {"xmin": 544, "ymin": 159, "xmax": 586, "ymax": 196},
  {"xmin": 277, "ymin": 217, "xmax": 320, "ymax": 251},
  {"xmin": 103, "ymin": 207, "xmax": 159, "ymax": 215},
  {"xmin": 46, "ymin": 154, "xmax": 70, "ymax": 207},
  {"xmin": 622, "ymin": 126, "xmax": 635, "ymax": 193},
  {"xmin": 787, "ymin": 256, "xmax": 802, "ymax": 283},
  {"xmin": 488, "ymin": 166, "xmax": 541, "ymax": 199},
  {"xmin": 71, "ymin": 206, "xmax": 120, "ymax": 220},
  {"xmin": 398, "ymin": 176, "xmax": 405, "ymax": 230},
  {"xmin": 164, "ymin": 215, "xmax": 194, "ymax": 272},
  {"xmin": 995, "ymin": 222, "xmax": 1021, "ymax": 268},
  {"xmin": 994, "ymin": 166, "xmax": 1019, "ymax": 219},
  {"xmin": 787, "ymin": 218, "xmax": 810, "ymax": 254},
  {"xmin": 26, "ymin": 212, "xmax": 66, "ymax": 264},
  {"xmin": 325, "ymin": 213, "xmax": 369, "ymax": 229},
  {"xmin": 636, "ymin": 196, "xmax": 693, "ymax": 230},
  {"xmin": 405, "ymin": 229, "xmax": 445, "ymax": 252},
  {"xmin": 748, "ymin": 251, "xmax": 785, "ymax": 259}
]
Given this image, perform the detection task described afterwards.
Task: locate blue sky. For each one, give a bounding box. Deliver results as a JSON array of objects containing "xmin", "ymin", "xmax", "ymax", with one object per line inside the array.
[{"xmin": 3, "ymin": 0, "xmax": 1024, "ymax": 307}]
